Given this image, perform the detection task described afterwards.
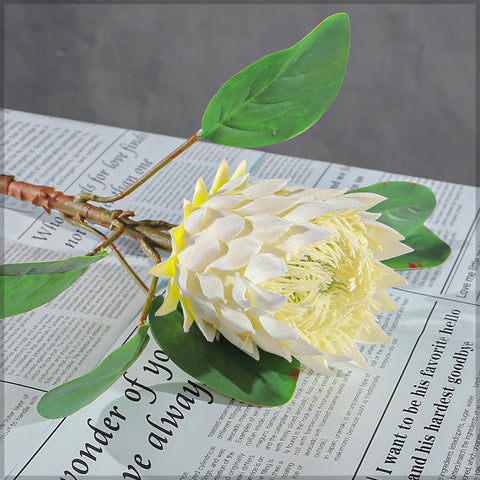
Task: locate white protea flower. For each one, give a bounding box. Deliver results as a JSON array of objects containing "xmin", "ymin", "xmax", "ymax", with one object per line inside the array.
[{"xmin": 149, "ymin": 160, "xmax": 412, "ymax": 374}]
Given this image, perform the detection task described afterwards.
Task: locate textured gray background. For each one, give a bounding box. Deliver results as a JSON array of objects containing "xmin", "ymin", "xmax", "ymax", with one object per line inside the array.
[{"xmin": 4, "ymin": 3, "xmax": 476, "ymax": 185}]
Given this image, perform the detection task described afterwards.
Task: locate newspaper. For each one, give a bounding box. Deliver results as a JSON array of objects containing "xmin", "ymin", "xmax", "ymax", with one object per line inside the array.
[{"xmin": 1, "ymin": 109, "xmax": 478, "ymax": 479}]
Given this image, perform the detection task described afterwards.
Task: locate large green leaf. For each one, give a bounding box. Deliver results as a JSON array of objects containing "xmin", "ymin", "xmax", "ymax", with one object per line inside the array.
[
  {"xmin": 201, "ymin": 12, "xmax": 350, "ymax": 148},
  {"xmin": 149, "ymin": 296, "xmax": 300, "ymax": 406},
  {"xmin": 0, "ymin": 251, "xmax": 108, "ymax": 318},
  {"xmin": 382, "ymin": 225, "xmax": 451, "ymax": 269},
  {"xmin": 351, "ymin": 181, "xmax": 437, "ymax": 237},
  {"xmin": 37, "ymin": 324, "xmax": 150, "ymax": 418}
]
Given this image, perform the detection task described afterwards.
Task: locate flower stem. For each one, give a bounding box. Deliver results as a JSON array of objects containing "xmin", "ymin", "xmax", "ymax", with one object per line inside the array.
[
  {"xmin": 138, "ymin": 276, "xmax": 159, "ymax": 327},
  {"xmin": 75, "ymin": 129, "xmax": 202, "ymax": 204}
]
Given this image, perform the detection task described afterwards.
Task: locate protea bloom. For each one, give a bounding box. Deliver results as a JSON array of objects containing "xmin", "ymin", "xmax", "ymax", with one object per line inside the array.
[{"xmin": 149, "ymin": 160, "xmax": 412, "ymax": 374}]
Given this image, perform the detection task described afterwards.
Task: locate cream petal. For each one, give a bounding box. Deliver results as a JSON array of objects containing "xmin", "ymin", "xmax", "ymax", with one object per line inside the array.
[
  {"xmin": 195, "ymin": 317, "xmax": 218, "ymax": 342},
  {"xmin": 180, "ymin": 299, "xmax": 195, "ymax": 331},
  {"xmin": 155, "ymin": 280, "xmax": 180, "ymax": 316},
  {"xmin": 253, "ymin": 330, "xmax": 292, "ymax": 361},
  {"xmin": 240, "ymin": 178, "xmax": 290, "ymax": 198},
  {"xmin": 325, "ymin": 197, "xmax": 366, "ymax": 210},
  {"xmin": 277, "ymin": 224, "xmax": 332, "ymax": 253},
  {"xmin": 283, "ymin": 200, "xmax": 342, "ymax": 223},
  {"xmin": 236, "ymin": 196, "xmax": 299, "ymax": 215},
  {"xmin": 218, "ymin": 304, "xmax": 254, "ymax": 333},
  {"xmin": 373, "ymin": 241, "xmax": 413, "ymax": 261},
  {"xmin": 210, "ymin": 160, "xmax": 230, "ymax": 194},
  {"xmin": 244, "ymin": 253, "xmax": 287, "ymax": 284},
  {"xmin": 246, "ymin": 214, "xmax": 293, "ymax": 243},
  {"xmin": 257, "ymin": 312, "xmax": 299, "ymax": 340},
  {"xmin": 216, "ymin": 174, "xmax": 250, "ymax": 194},
  {"xmin": 209, "ymin": 237, "xmax": 262, "ymax": 270},
  {"xmin": 371, "ymin": 289, "xmax": 399, "ymax": 313},
  {"xmin": 196, "ymin": 272, "xmax": 225, "ymax": 302},
  {"xmin": 294, "ymin": 353, "xmax": 332, "ymax": 375},
  {"xmin": 190, "ymin": 298, "xmax": 219, "ymax": 325},
  {"xmin": 231, "ymin": 159, "xmax": 247, "ymax": 179},
  {"xmin": 355, "ymin": 318, "xmax": 392, "ymax": 344},
  {"xmin": 177, "ymin": 234, "xmax": 221, "ymax": 272},
  {"xmin": 202, "ymin": 212, "xmax": 245, "ymax": 243},
  {"xmin": 176, "ymin": 264, "xmax": 192, "ymax": 297},
  {"xmin": 363, "ymin": 220, "xmax": 405, "ymax": 244},
  {"xmin": 193, "ymin": 177, "xmax": 209, "ymax": 206},
  {"xmin": 343, "ymin": 344, "xmax": 369, "ymax": 370},
  {"xmin": 246, "ymin": 282, "xmax": 286, "ymax": 312},
  {"xmin": 284, "ymin": 336, "xmax": 323, "ymax": 356},
  {"xmin": 202, "ymin": 194, "xmax": 245, "ymax": 211},
  {"xmin": 218, "ymin": 328, "xmax": 259, "ymax": 360},
  {"xmin": 232, "ymin": 274, "xmax": 252, "ymax": 309},
  {"xmin": 376, "ymin": 262, "xmax": 408, "ymax": 288},
  {"xmin": 184, "ymin": 207, "xmax": 207, "ymax": 234},
  {"xmin": 284, "ymin": 187, "xmax": 348, "ymax": 201},
  {"xmin": 344, "ymin": 192, "xmax": 386, "ymax": 208}
]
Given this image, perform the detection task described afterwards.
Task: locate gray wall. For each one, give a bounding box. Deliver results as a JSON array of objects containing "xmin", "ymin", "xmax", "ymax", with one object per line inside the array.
[{"xmin": 5, "ymin": 4, "xmax": 476, "ymax": 185}]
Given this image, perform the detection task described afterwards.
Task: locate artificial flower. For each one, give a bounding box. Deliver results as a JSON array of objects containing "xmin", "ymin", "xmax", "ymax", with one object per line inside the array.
[{"xmin": 149, "ymin": 160, "xmax": 412, "ymax": 374}]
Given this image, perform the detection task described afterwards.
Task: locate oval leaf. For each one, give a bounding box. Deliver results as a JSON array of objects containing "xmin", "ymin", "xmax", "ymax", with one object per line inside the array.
[
  {"xmin": 149, "ymin": 297, "xmax": 300, "ymax": 406},
  {"xmin": 1, "ymin": 251, "xmax": 108, "ymax": 318},
  {"xmin": 351, "ymin": 182, "xmax": 437, "ymax": 237},
  {"xmin": 37, "ymin": 324, "xmax": 150, "ymax": 418},
  {"xmin": 201, "ymin": 12, "xmax": 350, "ymax": 148},
  {"xmin": 382, "ymin": 225, "xmax": 451, "ymax": 270}
]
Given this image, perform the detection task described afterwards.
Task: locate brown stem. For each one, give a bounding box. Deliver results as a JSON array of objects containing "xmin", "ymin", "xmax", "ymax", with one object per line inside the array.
[{"xmin": 0, "ymin": 175, "xmax": 172, "ymax": 251}]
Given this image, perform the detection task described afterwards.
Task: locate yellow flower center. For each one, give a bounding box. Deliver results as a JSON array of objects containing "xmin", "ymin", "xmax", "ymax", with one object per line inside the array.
[{"xmin": 262, "ymin": 210, "xmax": 382, "ymax": 356}]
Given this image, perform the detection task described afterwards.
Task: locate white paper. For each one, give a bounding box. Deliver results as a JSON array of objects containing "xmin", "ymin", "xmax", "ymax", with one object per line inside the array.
[{"xmin": 1, "ymin": 109, "xmax": 478, "ymax": 479}]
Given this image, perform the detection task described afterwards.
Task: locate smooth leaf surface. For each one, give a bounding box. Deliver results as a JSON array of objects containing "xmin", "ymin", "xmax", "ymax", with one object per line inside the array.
[
  {"xmin": 382, "ymin": 225, "xmax": 451, "ymax": 269},
  {"xmin": 1, "ymin": 251, "xmax": 108, "ymax": 318},
  {"xmin": 37, "ymin": 324, "xmax": 150, "ymax": 418},
  {"xmin": 351, "ymin": 182, "xmax": 437, "ymax": 237},
  {"xmin": 201, "ymin": 12, "xmax": 350, "ymax": 148},
  {"xmin": 149, "ymin": 296, "xmax": 300, "ymax": 406}
]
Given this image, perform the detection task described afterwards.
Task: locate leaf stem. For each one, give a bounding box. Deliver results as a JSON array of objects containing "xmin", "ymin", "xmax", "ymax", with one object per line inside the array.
[
  {"xmin": 75, "ymin": 129, "xmax": 202, "ymax": 204},
  {"xmin": 139, "ymin": 276, "xmax": 159, "ymax": 327},
  {"xmin": 61, "ymin": 214, "xmax": 149, "ymax": 294}
]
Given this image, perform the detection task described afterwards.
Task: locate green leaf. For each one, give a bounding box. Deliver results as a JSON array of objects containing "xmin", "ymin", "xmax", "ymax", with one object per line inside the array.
[
  {"xmin": 382, "ymin": 225, "xmax": 451, "ymax": 269},
  {"xmin": 149, "ymin": 296, "xmax": 300, "ymax": 406},
  {"xmin": 37, "ymin": 324, "xmax": 150, "ymax": 418},
  {"xmin": 351, "ymin": 181, "xmax": 437, "ymax": 237},
  {"xmin": 201, "ymin": 12, "xmax": 350, "ymax": 148},
  {"xmin": 0, "ymin": 251, "xmax": 108, "ymax": 318}
]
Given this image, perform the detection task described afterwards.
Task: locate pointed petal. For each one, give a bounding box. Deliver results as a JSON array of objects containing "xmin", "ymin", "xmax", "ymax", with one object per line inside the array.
[
  {"xmin": 218, "ymin": 304, "xmax": 254, "ymax": 333},
  {"xmin": 202, "ymin": 212, "xmax": 245, "ymax": 243},
  {"xmin": 177, "ymin": 234, "xmax": 221, "ymax": 271},
  {"xmin": 364, "ymin": 220, "xmax": 405, "ymax": 244},
  {"xmin": 180, "ymin": 299, "xmax": 195, "ymax": 331},
  {"xmin": 219, "ymin": 328, "xmax": 258, "ymax": 359},
  {"xmin": 216, "ymin": 174, "xmax": 250, "ymax": 194},
  {"xmin": 283, "ymin": 201, "xmax": 341, "ymax": 223},
  {"xmin": 373, "ymin": 241, "xmax": 413, "ymax": 261},
  {"xmin": 209, "ymin": 237, "xmax": 262, "ymax": 271},
  {"xmin": 202, "ymin": 194, "xmax": 245, "ymax": 211},
  {"xmin": 277, "ymin": 224, "xmax": 332, "ymax": 253},
  {"xmin": 195, "ymin": 317, "xmax": 218, "ymax": 342},
  {"xmin": 371, "ymin": 289, "xmax": 399, "ymax": 313},
  {"xmin": 148, "ymin": 256, "xmax": 176, "ymax": 278},
  {"xmin": 376, "ymin": 262, "xmax": 408, "ymax": 288},
  {"xmin": 232, "ymin": 274, "xmax": 252, "ymax": 309},
  {"xmin": 210, "ymin": 160, "xmax": 230, "ymax": 194},
  {"xmin": 355, "ymin": 317, "xmax": 392, "ymax": 344},
  {"xmin": 244, "ymin": 253, "xmax": 287, "ymax": 284},
  {"xmin": 240, "ymin": 178, "xmax": 290, "ymax": 198},
  {"xmin": 236, "ymin": 196, "xmax": 299, "ymax": 215},
  {"xmin": 196, "ymin": 272, "xmax": 225, "ymax": 302},
  {"xmin": 294, "ymin": 353, "xmax": 332, "ymax": 375},
  {"xmin": 231, "ymin": 159, "xmax": 247, "ymax": 179},
  {"xmin": 344, "ymin": 192, "xmax": 386, "ymax": 208},
  {"xmin": 254, "ymin": 330, "xmax": 292, "ymax": 361},
  {"xmin": 284, "ymin": 187, "xmax": 347, "ymax": 201},
  {"xmin": 155, "ymin": 280, "xmax": 180, "ymax": 316},
  {"xmin": 247, "ymin": 282, "xmax": 286, "ymax": 312},
  {"xmin": 183, "ymin": 199, "xmax": 196, "ymax": 218},
  {"xmin": 257, "ymin": 312, "xmax": 299, "ymax": 340},
  {"xmin": 246, "ymin": 214, "xmax": 292, "ymax": 243},
  {"xmin": 193, "ymin": 177, "xmax": 209, "ymax": 206},
  {"xmin": 184, "ymin": 207, "xmax": 207, "ymax": 234},
  {"xmin": 284, "ymin": 336, "xmax": 323, "ymax": 356}
]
